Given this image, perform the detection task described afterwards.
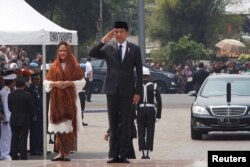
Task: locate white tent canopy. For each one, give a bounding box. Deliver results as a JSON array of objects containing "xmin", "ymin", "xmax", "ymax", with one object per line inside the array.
[{"xmin": 0, "ymin": 0, "xmax": 78, "ymax": 45}]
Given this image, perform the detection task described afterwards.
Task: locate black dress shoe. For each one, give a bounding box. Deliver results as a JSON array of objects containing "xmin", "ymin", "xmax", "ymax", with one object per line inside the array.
[
  {"xmin": 141, "ymin": 155, "xmax": 146, "ymax": 159},
  {"xmin": 51, "ymin": 157, "xmax": 64, "ymax": 161},
  {"xmin": 49, "ymin": 139, "xmax": 54, "ymax": 144},
  {"xmin": 107, "ymin": 157, "xmax": 121, "ymax": 163},
  {"xmin": 62, "ymin": 157, "xmax": 71, "ymax": 161},
  {"xmin": 82, "ymin": 122, "xmax": 88, "ymax": 126},
  {"xmin": 120, "ymin": 157, "xmax": 130, "ymax": 163}
]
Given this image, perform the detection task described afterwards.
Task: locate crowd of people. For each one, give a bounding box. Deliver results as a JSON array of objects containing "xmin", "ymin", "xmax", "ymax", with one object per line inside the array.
[
  {"xmin": 172, "ymin": 60, "xmax": 250, "ymax": 93},
  {"xmin": 0, "ymin": 45, "xmax": 44, "ymax": 72},
  {"xmin": 147, "ymin": 58, "xmax": 250, "ymax": 93}
]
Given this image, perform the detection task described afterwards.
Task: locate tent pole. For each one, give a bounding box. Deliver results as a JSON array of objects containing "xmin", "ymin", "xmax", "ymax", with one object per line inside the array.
[
  {"xmin": 74, "ymin": 45, "xmax": 78, "ymax": 60},
  {"xmin": 42, "ymin": 45, "xmax": 47, "ymax": 160}
]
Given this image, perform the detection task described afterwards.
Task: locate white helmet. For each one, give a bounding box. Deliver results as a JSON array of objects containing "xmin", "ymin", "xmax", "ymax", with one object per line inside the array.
[
  {"xmin": 9, "ymin": 63, "xmax": 18, "ymax": 69},
  {"xmin": 143, "ymin": 67, "xmax": 150, "ymax": 76},
  {"xmin": 40, "ymin": 64, "xmax": 50, "ymax": 70}
]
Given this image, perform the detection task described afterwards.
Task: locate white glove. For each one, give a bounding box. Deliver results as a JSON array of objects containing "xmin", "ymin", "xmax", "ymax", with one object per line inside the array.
[{"xmin": 156, "ymin": 118, "xmax": 160, "ymax": 122}]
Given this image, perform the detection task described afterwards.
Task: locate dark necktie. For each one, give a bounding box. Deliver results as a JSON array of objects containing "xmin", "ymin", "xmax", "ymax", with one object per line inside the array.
[{"xmin": 118, "ymin": 45, "xmax": 123, "ymax": 63}]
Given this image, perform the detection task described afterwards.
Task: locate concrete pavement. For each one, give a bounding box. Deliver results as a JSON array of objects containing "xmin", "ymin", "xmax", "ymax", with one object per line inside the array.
[{"xmin": 0, "ymin": 94, "xmax": 207, "ymax": 167}]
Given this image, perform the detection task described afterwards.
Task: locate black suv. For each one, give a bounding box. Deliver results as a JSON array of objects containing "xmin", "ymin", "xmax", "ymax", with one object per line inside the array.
[{"xmin": 86, "ymin": 58, "xmax": 180, "ymax": 94}]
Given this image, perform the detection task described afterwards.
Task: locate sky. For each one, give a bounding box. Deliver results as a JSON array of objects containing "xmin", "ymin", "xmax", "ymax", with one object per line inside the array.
[{"xmin": 225, "ymin": 0, "xmax": 250, "ymax": 14}]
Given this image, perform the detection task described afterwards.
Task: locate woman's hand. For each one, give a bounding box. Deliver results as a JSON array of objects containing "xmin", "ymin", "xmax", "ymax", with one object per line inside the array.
[
  {"xmin": 63, "ymin": 81, "xmax": 74, "ymax": 88},
  {"xmin": 51, "ymin": 81, "xmax": 74, "ymax": 89},
  {"xmin": 51, "ymin": 81, "xmax": 64, "ymax": 89}
]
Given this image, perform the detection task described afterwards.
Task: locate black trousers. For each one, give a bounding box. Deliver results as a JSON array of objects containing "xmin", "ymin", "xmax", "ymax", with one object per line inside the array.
[
  {"xmin": 86, "ymin": 79, "xmax": 93, "ymax": 101},
  {"xmin": 108, "ymin": 136, "xmax": 136, "ymax": 159},
  {"xmin": 30, "ymin": 119, "xmax": 43, "ymax": 154},
  {"xmin": 137, "ymin": 107, "xmax": 156, "ymax": 151},
  {"xmin": 79, "ymin": 92, "xmax": 86, "ymax": 120},
  {"xmin": 10, "ymin": 125, "xmax": 29, "ymax": 160},
  {"xmin": 107, "ymin": 92, "xmax": 132, "ymax": 158}
]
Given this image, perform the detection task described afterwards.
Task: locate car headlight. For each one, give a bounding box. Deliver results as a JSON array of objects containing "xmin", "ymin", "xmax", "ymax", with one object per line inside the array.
[
  {"xmin": 171, "ymin": 82, "xmax": 176, "ymax": 86},
  {"xmin": 192, "ymin": 106, "xmax": 209, "ymax": 115},
  {"xmin": 164, "ymin": 73, "xmax": 174, "ymax": 78}
]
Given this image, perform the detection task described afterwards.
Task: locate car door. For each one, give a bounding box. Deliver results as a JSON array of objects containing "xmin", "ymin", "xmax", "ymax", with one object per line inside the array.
[{"xmin": 92, "ymin": 59, "xmax": 107, "ymax": 93}]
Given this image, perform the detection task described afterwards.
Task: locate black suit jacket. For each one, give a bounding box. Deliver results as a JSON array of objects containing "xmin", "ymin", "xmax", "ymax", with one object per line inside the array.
[
  {"xmin": 8, "ymin": 89, "xmax": 34, "ymax": 127},
  {"xmin": 89, "ymin": 40, "xmax": 143, "ymax": 97},
  {"xmin": 192, "ymin": 69, "xmax": 209, "ymax": 92}
]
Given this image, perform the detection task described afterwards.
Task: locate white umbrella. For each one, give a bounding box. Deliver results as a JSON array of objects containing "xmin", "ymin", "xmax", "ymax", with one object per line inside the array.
[{"xmin": 215, "ymin": 39, "xmax": 248, "ymax": 55}]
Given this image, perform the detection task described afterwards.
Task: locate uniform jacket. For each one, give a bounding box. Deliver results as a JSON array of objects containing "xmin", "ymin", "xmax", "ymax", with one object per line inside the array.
[
  {"xmin": 89, "ymin": 40, "xmax": 143, "ymax": 97},
  {"xmin": 27, "ymin": 84, "xmax": 43, "ymax": 119},
  {"xmin": 8, "ymin": 89, "xmax": 34, "ymax": 127},
  {"xmin": 0, "ymin": 96, "xmax": 4, "ymax": 121},
  {"xmin": 138, "ymin": 80, "xmax": 162, "ymax": 119},
  {"xmin": 0, "ymin": 86, "xmax": 11, "ymax": 122}
]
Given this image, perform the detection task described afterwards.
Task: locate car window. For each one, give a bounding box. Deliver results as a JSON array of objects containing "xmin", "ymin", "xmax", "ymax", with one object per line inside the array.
[
  {"xmin": 201, "ymin": 78, "xmax": 250, "ymax": 97},
  {"xmin": 91, "ymin": 59, "xmax": 103, "ymax": 69},
  {"xmin": 102, "ymin": 61, "xmax": 107, "ymax": 69}
]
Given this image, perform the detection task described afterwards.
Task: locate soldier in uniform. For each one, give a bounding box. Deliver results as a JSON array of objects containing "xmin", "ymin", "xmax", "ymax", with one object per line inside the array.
[
  {"xmin": 0, "ymin": 73, "xmax": 17, "ymax": 160},
  {"xmin": 27, "ymin": 73, "xmax": 43, "ymax": 155},
  {"xmin": 0, "ymin": 52, "xmax": 5, "ymax": 158},
  {"xmin": 8, "ymin": 75, "xmax": 34, "ymax": 160},
  {"xmin": 0, "ymin": 74, "xmax": 4, "ymax": 159},
  {"xmin": 137, "ymin": 67, "xmax": 162, "ymax": 159},
  {"xmin": 79, "ymin": 63, "xmax": 88, "ymax": 126},
  {"xmin": 0, "ymin": 71, "xmax": 5, "ymax": 121}
]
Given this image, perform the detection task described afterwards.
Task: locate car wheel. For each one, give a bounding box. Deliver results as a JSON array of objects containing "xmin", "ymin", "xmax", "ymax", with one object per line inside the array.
[
  {"xmin": 191, "ymin": 126, "xmax": 203, "ymax": 140},
  {"xmin": 92, "ymin": 80, "xmax": 103, "ymax": 94},
  {"xmin": 154, "ymin": 81, "xmax": 167, "ymax": 94}
]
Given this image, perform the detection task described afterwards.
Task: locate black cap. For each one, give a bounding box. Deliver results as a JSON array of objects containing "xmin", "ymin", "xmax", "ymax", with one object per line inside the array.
[
  {"xmin": 16, "ymin": 75, "xmax": 29, "ymax": 83},
  {"xmin": 113, "ymin": 21, "xmax": 128, "ymax": 31},
  {"xmin": 31, "ymin": 72, "xmax": 41, "ymax": 80}
]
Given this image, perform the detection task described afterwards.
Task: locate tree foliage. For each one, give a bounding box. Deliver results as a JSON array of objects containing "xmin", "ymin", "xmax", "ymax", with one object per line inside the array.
[
  {"xmin": 238, "ymin": 54, "xmax": 250, "ymax": 61},
  {"xmin": 163, "ymin": 35, "xmax": 210, "ymax": 65},
  {"xmin": 147, "ymin": 0, "xmax": 244, "ymax": 47},
  {"xmin": 25, "ymin": 0, "xmax": 138, "ymax": 57}
]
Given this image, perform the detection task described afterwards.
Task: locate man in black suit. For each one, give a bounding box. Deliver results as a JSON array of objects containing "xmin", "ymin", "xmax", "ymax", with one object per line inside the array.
[
  {"xmin": 192, "ymin": 62, "xmax": 209, "ymax": 93},
  {"xmin": 8, "ymin": 76, "xmax": 34, "ymax": 160},
  {"xmin": 89, "ymin": 21, "xmax": 143, "ymax": 163}
]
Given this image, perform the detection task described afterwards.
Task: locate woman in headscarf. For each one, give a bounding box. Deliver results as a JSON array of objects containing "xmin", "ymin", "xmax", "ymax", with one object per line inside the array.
[{"xmin": 43, "ymin": 41, "xmax": 85, "ymax": 161}]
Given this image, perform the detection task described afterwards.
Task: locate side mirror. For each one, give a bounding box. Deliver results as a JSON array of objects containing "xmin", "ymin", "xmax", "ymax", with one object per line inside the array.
[{"xmin": 188, "ymin": 90, "xmax": 197, "ymax": 97}]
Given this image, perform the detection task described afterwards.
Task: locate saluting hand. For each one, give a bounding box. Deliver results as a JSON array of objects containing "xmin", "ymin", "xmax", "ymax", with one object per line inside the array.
[{"xmin": 102, "ymin": 29, "xmax": 115, "ymax": 43}]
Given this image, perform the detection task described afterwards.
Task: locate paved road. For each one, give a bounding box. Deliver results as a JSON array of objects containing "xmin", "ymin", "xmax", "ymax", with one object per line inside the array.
[
  {"xmin": 85, "ymin": 94, "xmax": 196, "ymax": 110},
  {"xmin": 3, "ymin": 94, "xmax": 248, "ymax": 167},
  {"xmin": 78, "ymin": 94, "xmax": 250, "ymax": 161}
]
